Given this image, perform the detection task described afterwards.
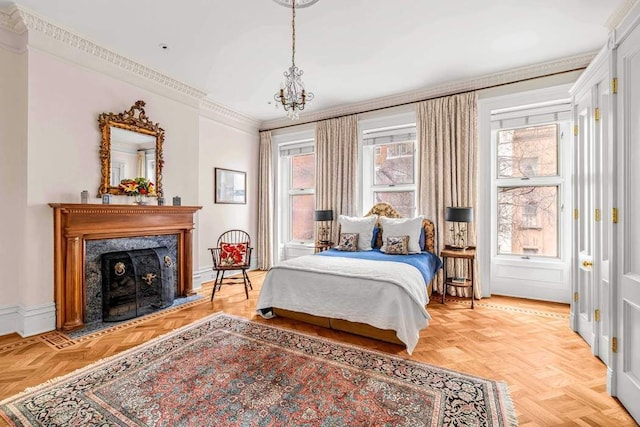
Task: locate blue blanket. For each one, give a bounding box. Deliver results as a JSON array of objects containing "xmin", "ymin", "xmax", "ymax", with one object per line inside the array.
[{"xmin": 317, "ymin": 248, "xmax": 442, "ymax": 285}]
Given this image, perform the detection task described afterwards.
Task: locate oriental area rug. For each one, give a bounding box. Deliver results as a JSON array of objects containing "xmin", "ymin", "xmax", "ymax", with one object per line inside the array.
[{"xmin": 1, "ymin": 313, "xmax": 517, "ymax": 427}]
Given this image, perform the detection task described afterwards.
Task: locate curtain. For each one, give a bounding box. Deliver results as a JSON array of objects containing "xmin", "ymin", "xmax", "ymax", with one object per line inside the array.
[
  {"xmin": 315, "ymin": 115, "xmax": 358, "ymax": 243},
  {"xmin": 417, "ymin": 92, "xmax": 480, "ymax": 299},
  {"xmin": 257, "ymin": 131, "xmax": 273, "ymax": 270}
]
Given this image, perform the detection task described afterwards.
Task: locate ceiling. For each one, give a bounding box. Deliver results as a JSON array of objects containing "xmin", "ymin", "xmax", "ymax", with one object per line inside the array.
[{"xmin": 1, "ymin": 0, "xmax": 633, "ymax": 123}]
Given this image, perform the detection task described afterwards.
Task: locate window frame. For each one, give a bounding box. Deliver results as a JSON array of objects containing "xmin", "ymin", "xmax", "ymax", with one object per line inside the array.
[
  {"xmin": 280, "ymin": 147, "xmax": 315, "ymax": 245},
  {"xmin": 492, "ymin": 119, "xmax": 570, "ymax": 260},
  {"xmin": 287, "ymin": 152, "xmax": 315, "ymax": 243},
  {"xmin": 361, "ymin": 123, "xmax": 418, "ymax": 218}
]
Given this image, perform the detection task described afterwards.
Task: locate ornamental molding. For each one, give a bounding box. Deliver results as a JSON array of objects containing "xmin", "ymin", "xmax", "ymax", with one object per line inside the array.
[
  {"xmin": 11, "ymin": 7, "xmax": 207, "ymax": 100},
  {"xmin": 0, "ymin": 5, "xmax": 27, "ymax": 34},
  {"xmin": 605, "ymin": 0, "xmax": 638, "ymax": 31},
  {"xmin": 55, "ymin": 205, "xmax": 201, "ymax": 216},
  {"xmin": 199, "ymin": 98, "xmax": 261, "ymax": 133},
  {"xmin": 0, "ymin": 4, "xmax": 259, "ymax": 132},
  {"xmin": 260, "ymin": 51, "xmax": 595, "ymax": 130},
  {"xmin": 609, "ymin": 0, "xmax": 640, "ymax": 48}
]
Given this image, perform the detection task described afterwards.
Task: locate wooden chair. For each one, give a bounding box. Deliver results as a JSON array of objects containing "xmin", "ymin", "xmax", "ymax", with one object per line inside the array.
[{"xmin": 208, "ymin": 230, "xmax": 253, "ymax": 300}]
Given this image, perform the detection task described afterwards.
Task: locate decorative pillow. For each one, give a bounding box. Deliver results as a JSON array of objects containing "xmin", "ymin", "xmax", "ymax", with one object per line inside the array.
[
  {"xmin": 371, "ymin": 226, "xmax": 380, "ymax": 249},
  {"xmin": 220, "ymin": 242, "xmax": 248, "ymax": 266},
  {"xmin": 386, "ymin": 235, "xmax": 409, "ymax": 255},
  {"xmin": 378, "ymin": 223, "xmax": 423, "ymax": 249},
  {"xmin": 379, "ymin": 216, "xmax": 424, "ymax": 254},
  {"xmin": 336, "ymin": 233, "xmax": 359, "ymax": 251},
  {"xmin": 338, "ymin": 215, "xmax": 378, "ymax": 251}
]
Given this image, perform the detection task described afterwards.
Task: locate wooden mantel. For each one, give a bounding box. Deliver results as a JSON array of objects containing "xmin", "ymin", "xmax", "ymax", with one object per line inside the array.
[{"xmin": 49, "ymin": 203, "xmax": 202, "ymax": 331}]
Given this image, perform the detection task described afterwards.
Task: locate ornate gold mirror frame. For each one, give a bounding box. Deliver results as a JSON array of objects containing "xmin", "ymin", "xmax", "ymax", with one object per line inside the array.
[{"xmin": 97, "ymin": 100, "xmax": 165, "ymax": 197}]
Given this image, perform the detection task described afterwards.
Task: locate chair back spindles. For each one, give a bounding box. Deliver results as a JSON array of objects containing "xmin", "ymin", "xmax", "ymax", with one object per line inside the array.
[{"xmin": 208, "ymin": 229, "xmax": 253, "ymax": 301}]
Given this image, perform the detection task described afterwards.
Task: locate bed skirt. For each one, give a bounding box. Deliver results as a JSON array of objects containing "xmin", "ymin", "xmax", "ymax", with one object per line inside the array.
[{"xmin": 272, "ymin": 308, "xmax": 404, "ymax": 346}]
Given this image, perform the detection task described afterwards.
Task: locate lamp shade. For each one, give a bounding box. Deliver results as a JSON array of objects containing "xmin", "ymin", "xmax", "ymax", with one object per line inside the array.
[
  {"xmin": 445, "ymin": 207, "xmax": 473, "ymax": 223},
  {"xmin": 314, "ymin": 209, "xmax": 333, "ymax": 221}
]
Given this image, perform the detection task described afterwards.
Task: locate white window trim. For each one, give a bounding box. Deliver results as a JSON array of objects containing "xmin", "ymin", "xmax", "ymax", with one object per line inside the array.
[
  {"xmin": 281, "ymin": 153, "xmax": 315, "ymax": 244},
  {"xmin": 492, "ymin": 122, "xmax": 569, "ymax": 260},
  {"xmin": 272, "ymin": 125, "xmax": 316, "ymax": 262},
  {"xmin": 478, "ymin": 84, "xmax": 574, "ymax": 302},
  {"xmin": 359, "ymin": 113, "xmax": 418, "ymax": 217}
]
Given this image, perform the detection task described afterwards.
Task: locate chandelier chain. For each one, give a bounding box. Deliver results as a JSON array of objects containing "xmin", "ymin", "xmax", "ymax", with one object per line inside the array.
[{"xmin": 291, "ymin": 0, "xmax": 296, "ymax": 66}]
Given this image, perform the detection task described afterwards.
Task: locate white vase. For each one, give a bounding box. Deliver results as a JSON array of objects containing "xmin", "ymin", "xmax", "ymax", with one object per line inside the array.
[{"xmin": 133, "ymin": 194, "xmax": 147, "ymax": 205}]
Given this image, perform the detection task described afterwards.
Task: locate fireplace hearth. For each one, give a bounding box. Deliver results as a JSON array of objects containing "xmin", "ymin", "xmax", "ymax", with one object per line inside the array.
[{"xmin": 101, "ymin": 247, "xmax": 174, "ymax": 322}]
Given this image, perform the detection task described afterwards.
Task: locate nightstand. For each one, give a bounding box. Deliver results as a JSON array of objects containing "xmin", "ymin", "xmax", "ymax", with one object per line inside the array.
[
  {"xmin": 314, "ymin": 241, "xmax": 333, "ymax": 253},
  {"xmin": 440, "ymin": 246, "xmax": 476, "ymax": 308}
]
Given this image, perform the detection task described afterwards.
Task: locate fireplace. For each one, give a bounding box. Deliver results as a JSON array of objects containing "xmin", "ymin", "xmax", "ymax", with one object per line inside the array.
[
  {"xmin": 101, "ymin": 247, "xmax": 174, "ymax": 322},
  {"xmin": 49, "ymin": 204, "xmax": 202, "ymax": 331}
]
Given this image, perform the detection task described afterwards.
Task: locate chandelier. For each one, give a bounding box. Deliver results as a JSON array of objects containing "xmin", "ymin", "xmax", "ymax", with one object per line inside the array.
[{"xmin": 274, "ymin": 0, "xmax": 315, "ymax": 120}]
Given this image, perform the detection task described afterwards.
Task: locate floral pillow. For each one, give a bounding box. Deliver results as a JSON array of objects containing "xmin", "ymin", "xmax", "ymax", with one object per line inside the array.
[
  {"xmin": 220, "ymin": 242, "xmax": 248, "ymax": 266},
  {"xmin": 336, "ymin": 233, "xmax": 359, "ymax": 252},
  {"xmin": 385, "ymin": 235, "xmax": 409, "ymax": 255}
]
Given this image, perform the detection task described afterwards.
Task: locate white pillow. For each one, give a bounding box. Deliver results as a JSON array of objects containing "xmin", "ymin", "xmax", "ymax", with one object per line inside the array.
[
  {"xmin": 338, "ymin": 214, "xmax": 378, "ymax": 251},
  {"xmin": 379, "ymin": 216, "xmax": 424, "ymax": 254}
]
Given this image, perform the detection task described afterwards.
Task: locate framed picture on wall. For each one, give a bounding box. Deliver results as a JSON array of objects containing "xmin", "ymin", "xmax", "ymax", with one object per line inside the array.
[{"xmin": 215, "ymin": 168, "xmax": 246, "ymax": 204}]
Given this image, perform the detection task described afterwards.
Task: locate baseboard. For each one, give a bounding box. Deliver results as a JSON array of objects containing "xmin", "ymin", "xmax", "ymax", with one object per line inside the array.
[
  {"xmin": 194, "ymin": 260, "xmax": 260, "ymax": 289},
  {"xmin": 0, "ymin": 303, "xmax": 56, "ymax": 337},
  {"xmin": 0, "ymin": 305, "xmax": 18, "ymax": 336},
  {"xmin": 607, "ymin": 366, "xmax": 616, "ymax": 396},
  {"xmin": 193, "ymin": 268, "xmax": 215, "ymax": 290}
]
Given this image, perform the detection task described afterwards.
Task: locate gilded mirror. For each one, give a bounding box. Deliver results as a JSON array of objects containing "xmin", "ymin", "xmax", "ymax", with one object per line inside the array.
[{"xmin": 98, "ymin": 101, "xmax": 164, "ymax": 197}]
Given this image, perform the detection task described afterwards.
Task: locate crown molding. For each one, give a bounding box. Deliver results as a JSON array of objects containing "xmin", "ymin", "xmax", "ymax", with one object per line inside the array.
[
  {"xmin": 260, "ymin": 52, "xmax": 595, "ymax": 130},
  {"xmin": 610, "ymin": 0, "xmax": 640, "ymax": 47},
  {"xmin": 605, "ymin": 0, "xmax": 638, "ymax": 31},
  {"xmin": 199, "ymin": 98, "xmax": 261, "ymax": 133},
  {"xmin": 0, "ymin": 4, "xmax": 260, "ymax": 132},
  {"xmin": 0, "ymin": 4, "xmax": 27, "ymax": 52},
  {"xmin": 11, "ymin": 7, "xmax": 208, "ymax": 100},
  {"xmin": 0, "ymin": 4, "xmax": 27, "ymax": 34}
]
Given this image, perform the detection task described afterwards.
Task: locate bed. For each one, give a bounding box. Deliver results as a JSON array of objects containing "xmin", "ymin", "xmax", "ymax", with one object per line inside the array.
[{"xmin": 256, "ymin": 203, "xmax": 441, "ymax": 354}]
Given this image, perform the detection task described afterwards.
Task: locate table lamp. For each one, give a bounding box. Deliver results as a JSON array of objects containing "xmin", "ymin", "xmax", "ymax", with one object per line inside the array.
[
  {"xmin": 445, "ymin": 207, "xmax": 473, "ymax": 250},
  {"xmin": 314, "ymin": 210, "xmax": 333, "ymax": 244}
]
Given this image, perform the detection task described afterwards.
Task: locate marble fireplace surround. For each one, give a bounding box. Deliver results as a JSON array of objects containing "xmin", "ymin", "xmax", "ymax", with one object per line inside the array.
[{"xmin": 49, "ymin": 204, "xmax": 202, "ymax": 332}]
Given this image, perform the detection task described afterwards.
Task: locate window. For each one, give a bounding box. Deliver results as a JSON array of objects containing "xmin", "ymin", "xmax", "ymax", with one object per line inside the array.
[
  {"xmin": 279, "ymin": 140, "xmax": 315, "ymax": 244},
  {"xmin": 497, "ymin": 125, "xmax": 557, "ymax": 179},
  {"xmin": 290, "ymin": 154, "xmax": 315, "ymax": 241},
  {"xmin": 494, "ymin": 122, "xmax": 566, "ymax": 258},
  {"xmin": 497, "ymin": 185, "xmax": 557, "ymax": 256},
  {"xmin": 362, "ymin": 125, "xmax": 417, "ymax": 218}
]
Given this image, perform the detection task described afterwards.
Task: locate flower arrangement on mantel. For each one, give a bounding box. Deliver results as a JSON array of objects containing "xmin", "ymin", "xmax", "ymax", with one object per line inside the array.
[{"xmin": 119, "ymin": 177, "xmax": 156, "ymax": 204}]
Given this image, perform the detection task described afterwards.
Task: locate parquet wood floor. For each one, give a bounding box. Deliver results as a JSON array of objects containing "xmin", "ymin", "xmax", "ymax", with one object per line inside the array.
[{"xmin": 0, "ymin": 270, "xmax": 636, "ymax": 426}]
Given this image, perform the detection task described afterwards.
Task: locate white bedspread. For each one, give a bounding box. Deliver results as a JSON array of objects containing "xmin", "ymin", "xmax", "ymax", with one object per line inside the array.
[{"xmin": 256, "ymin": 255, "xmax": 431, "ymax": 354}]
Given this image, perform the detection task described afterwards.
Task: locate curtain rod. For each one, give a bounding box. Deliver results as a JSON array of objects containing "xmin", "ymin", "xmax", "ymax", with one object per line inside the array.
[{"xmin": 260, "ymin": 67, "xmax": 585, "ymax": 132}]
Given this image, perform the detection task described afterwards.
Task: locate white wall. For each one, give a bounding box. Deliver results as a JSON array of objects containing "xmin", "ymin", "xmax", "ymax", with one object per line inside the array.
[
  {"xmin": 196, "ymin": 115, "xmax": 259, "ymax": 283},
  {"xmin": 0, "ymin": 42, "xmax": 258, "ymax": 336},
  {"xmin": 0, "ymin": 43, "xmax": 27, "ymax": 333}
]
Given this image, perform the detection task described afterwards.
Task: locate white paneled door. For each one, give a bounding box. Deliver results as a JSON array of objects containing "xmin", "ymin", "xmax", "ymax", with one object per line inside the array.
[
  {"xmin": 616, "ymin": 22, "xmax": 640, "ymax": 423},
  {"xmin": 595, "ymin": 73, "xmax": 612, "ymax": 366},
  {"xmin": 573, "ymin": 90, "xmax": 595, "ymax": 349}
]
